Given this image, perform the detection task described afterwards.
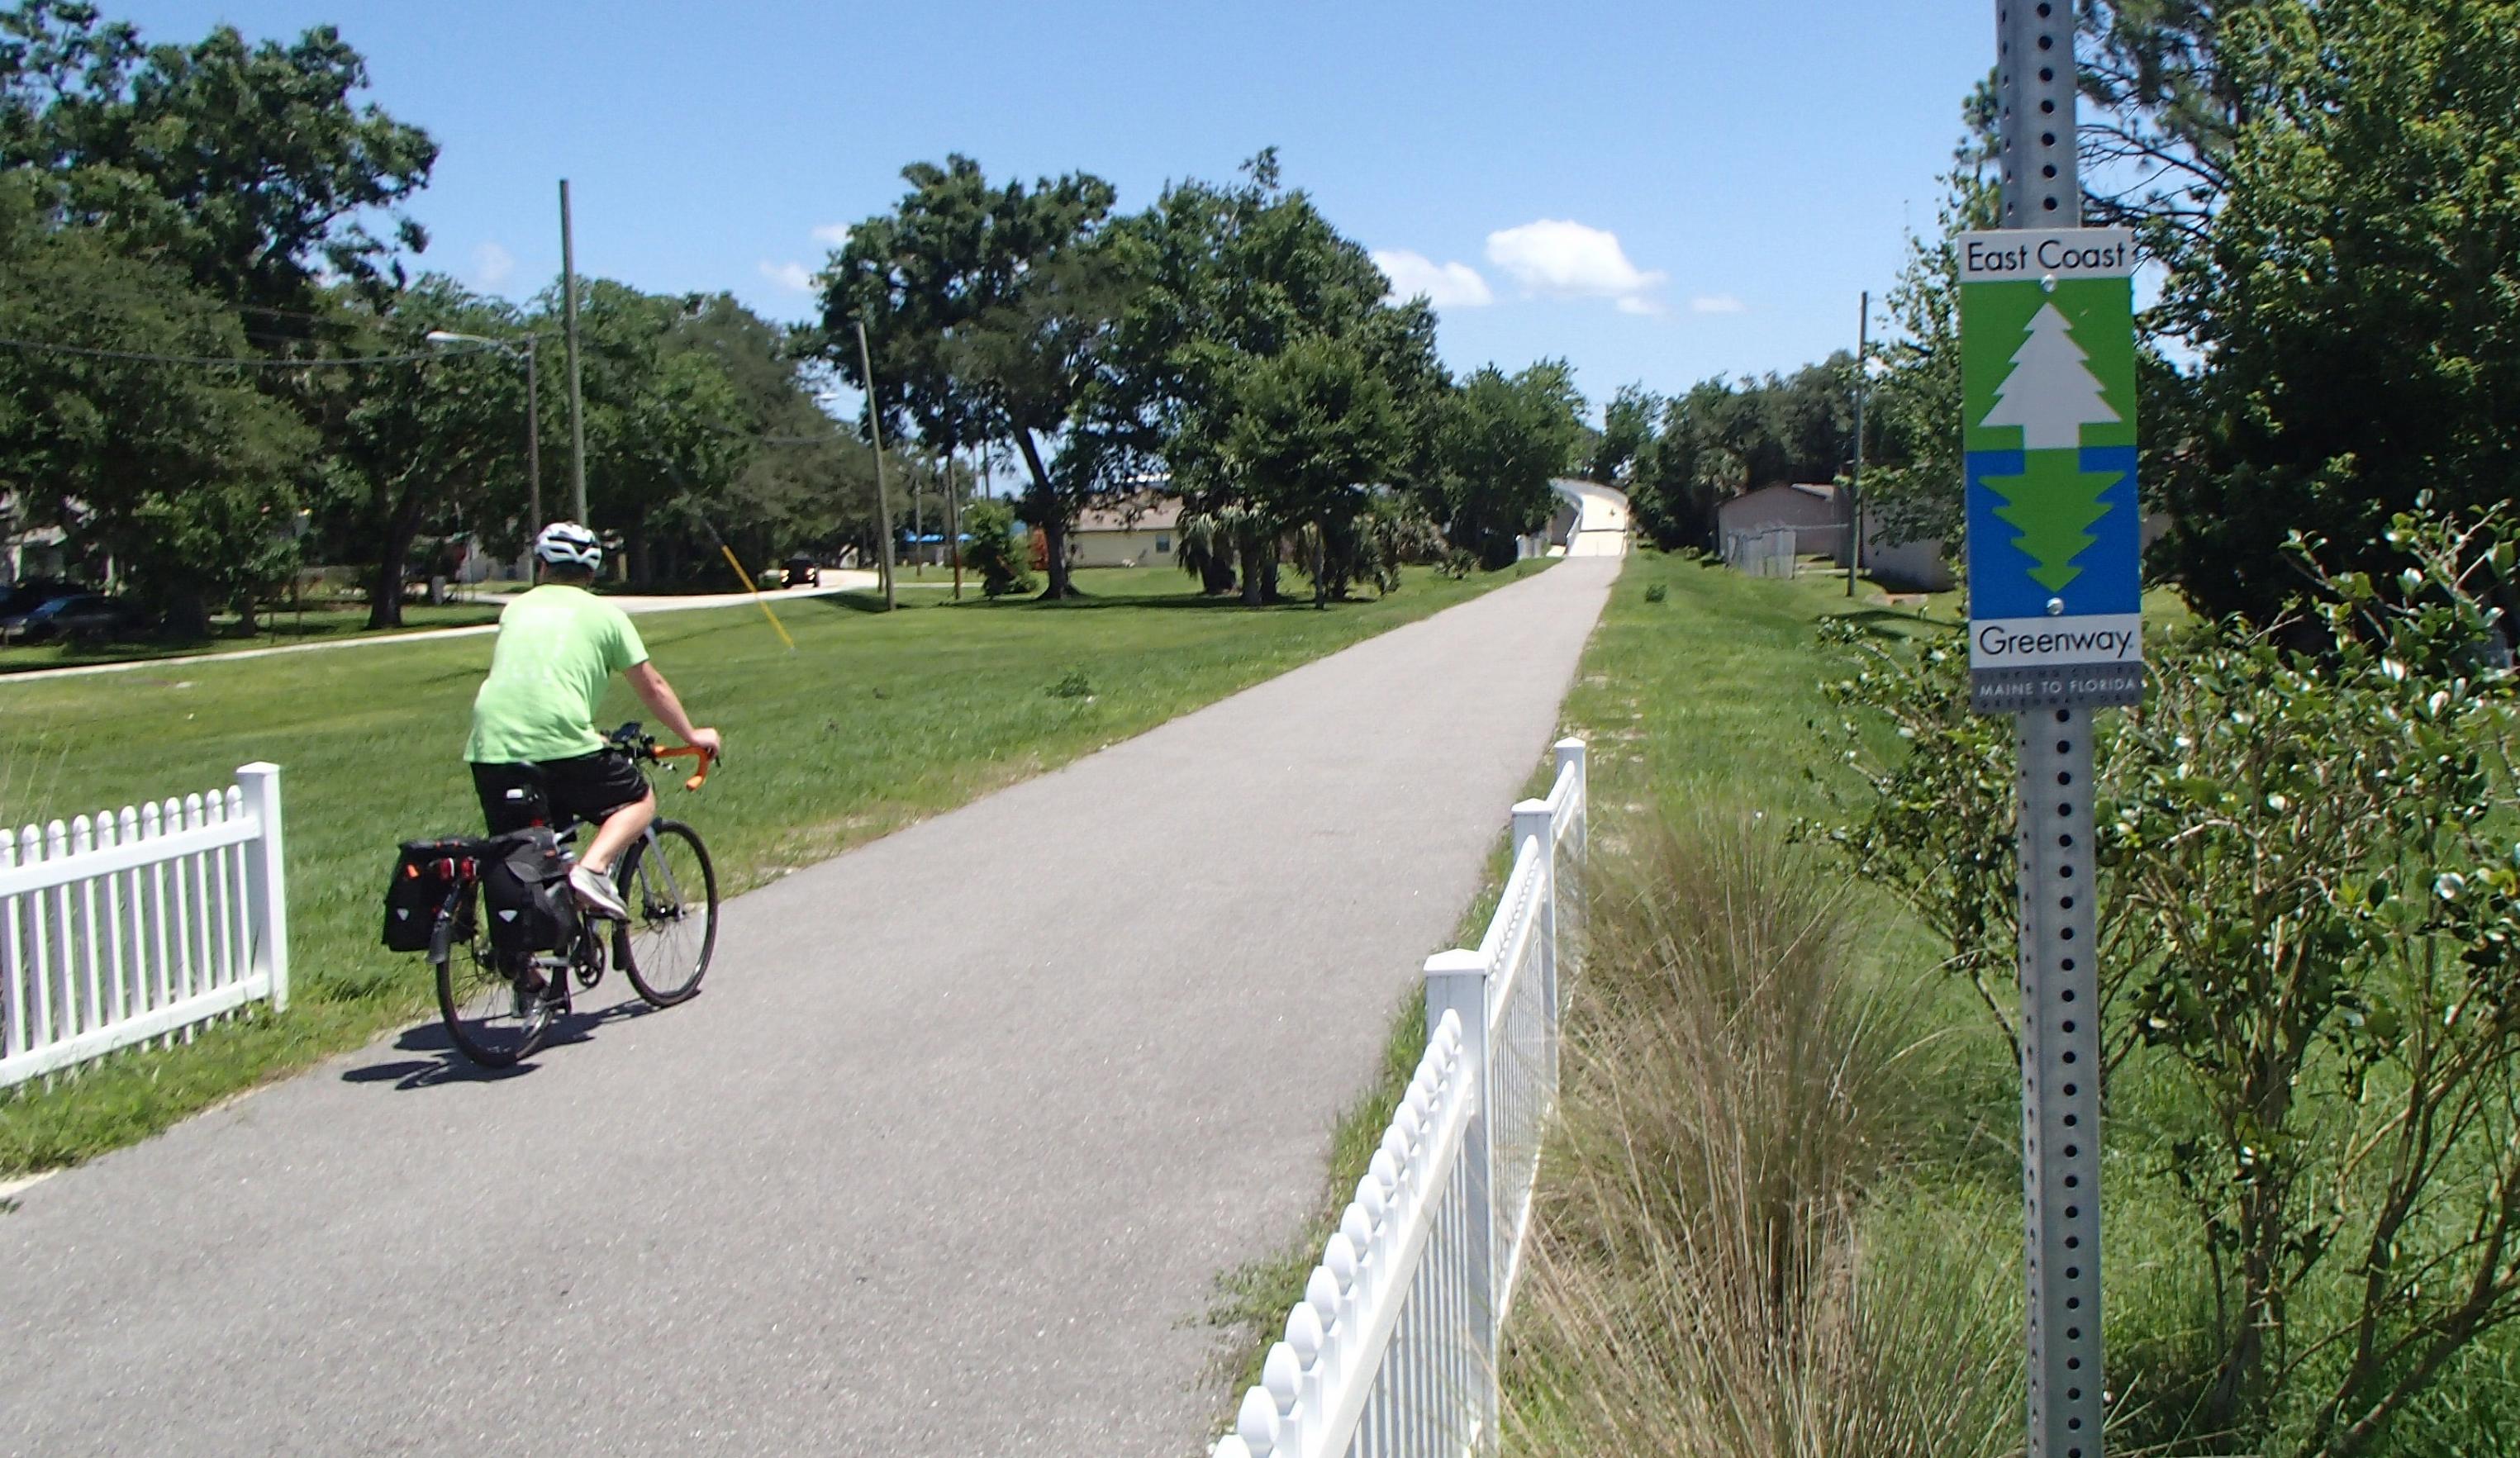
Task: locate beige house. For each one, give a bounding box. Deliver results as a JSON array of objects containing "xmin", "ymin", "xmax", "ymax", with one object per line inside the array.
[
  {"xmin": 1716, "ymin": 482, "xmax": 1851, "ymax": 560},
  {"xmin": 1067, "ymin": 496, "xmax": 1182, "ymax": 569},
  {"xmin": 1861, "ymin": 515, "xmax": 1957, "ymax": 591}
]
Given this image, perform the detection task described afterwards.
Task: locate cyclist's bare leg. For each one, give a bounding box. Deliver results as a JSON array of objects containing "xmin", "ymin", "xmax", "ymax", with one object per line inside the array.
[{"xmin": 582, "ymin": 788, "xmax": 657, "ymax": 876}]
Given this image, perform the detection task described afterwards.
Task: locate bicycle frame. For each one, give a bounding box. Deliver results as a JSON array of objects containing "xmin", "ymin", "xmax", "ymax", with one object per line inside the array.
[
  {"xmin": 491, "ymin": 729, "xmax": 711, "ymax": 971},
  {"xmin": 427, "ymin": 730, "xmax": 716, "ymax": 1066},
  {"xmin": 624, "ymin": 823, "xmax": 691, "ymax": 923}
]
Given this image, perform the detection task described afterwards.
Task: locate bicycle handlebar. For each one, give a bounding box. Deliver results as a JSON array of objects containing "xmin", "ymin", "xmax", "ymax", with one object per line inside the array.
[
  {"xmin": 608, "ymin": 722, "xmax": 717, "ymax": 791},
  {"xmin": 652, "ymin": 743, "xmax": 714, "ymax": 791}
]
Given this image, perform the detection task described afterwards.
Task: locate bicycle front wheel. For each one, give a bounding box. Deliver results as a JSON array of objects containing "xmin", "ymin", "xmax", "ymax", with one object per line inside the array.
[
  {"xmin": 616, "ymin": 819, "xmax": 717, "ymax": 1006},
  {"xmin": 435, "ymin": 938, "xmax": 554, "ymax": 1067}
]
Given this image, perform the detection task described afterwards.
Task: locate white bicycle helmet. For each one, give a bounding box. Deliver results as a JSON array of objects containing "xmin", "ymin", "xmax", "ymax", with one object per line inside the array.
[{"xmin": 534, "ymin": 521, "xmax": 603, "ymax": 571}]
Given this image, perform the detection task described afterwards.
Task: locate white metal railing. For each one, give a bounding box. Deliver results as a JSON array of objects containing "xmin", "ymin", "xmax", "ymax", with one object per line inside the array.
[
  {"xmin": 1220, "ymin": 738, "xmax": 1588, "ymax": 1458},
  {"xmin": 1, "ymin": 763, "xmax": 290, "ymax": 1088}
]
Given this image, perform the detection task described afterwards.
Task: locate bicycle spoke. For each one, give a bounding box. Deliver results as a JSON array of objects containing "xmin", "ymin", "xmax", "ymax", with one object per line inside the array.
[
  {"xmin": 436, "ymin": 939, "xmax": 550, "ymax": 1066},
  {"xmin": 619, "ymin": 823, "xmax": 715, "ymax": 1007}
]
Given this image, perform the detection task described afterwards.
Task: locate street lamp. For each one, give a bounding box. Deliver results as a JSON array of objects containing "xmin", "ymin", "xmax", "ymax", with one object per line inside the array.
[{"xmin": 426, "ymin": 330, "xmax": 544, "ymax": 544}]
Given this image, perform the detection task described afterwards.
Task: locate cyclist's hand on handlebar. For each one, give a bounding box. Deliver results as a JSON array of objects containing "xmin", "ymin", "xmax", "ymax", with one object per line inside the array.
[{"xmin": 686, "ymin": 727, "xmax": 723, "ymax": 762}]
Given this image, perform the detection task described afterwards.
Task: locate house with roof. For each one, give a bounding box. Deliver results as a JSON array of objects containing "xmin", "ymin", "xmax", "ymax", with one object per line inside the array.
[
  {"xmin": 1067, "ymin": 492, "xmax": 1181, "ymax": 569},
  {"xmin": 1716, "ymin": 482, "xmax": 1851, "ymax": 561}
]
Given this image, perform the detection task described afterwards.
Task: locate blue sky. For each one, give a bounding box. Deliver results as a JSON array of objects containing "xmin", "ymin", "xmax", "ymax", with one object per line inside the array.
[{"xmin": 123, "ymin": 0, "xmax": 1989, "ymax": 416}]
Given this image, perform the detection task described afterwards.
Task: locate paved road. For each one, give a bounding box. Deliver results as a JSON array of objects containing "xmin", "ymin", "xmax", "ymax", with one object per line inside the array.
[
  {"xmin": 0, "ymin": 555, "xmax": 1621, "ymax": 1458},
  {"xmin": 1555, "ymin": 479, "xmax": 1632, "ymax": 557},
  {"xmin": 0, "ymin": 576, "xmax": 880, "ymax": 687},
  {"xmin": 464, "ymin": 573, "xmax": 885, "ymax": 611}
]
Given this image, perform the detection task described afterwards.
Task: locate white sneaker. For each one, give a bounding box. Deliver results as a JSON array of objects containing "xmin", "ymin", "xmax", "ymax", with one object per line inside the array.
[{"xmin": 569, "ymin": 863, "xmax": 630, "ymax": 921}]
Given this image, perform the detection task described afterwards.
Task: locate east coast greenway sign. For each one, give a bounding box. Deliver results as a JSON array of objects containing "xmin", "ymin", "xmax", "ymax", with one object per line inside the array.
[{"xmin": 1960, "ymin": 227, "xmax": 2144, "ymax": 712}]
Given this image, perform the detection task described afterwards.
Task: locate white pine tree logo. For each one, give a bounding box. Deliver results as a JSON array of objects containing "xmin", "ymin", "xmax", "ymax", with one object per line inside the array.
[{"xmin": 1980, "ymin": 302, "xmax": 2120, "ymax": 450}]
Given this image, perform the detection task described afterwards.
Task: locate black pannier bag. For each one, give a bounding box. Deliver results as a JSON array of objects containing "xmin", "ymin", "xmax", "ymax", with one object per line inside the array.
[
  {"xmin": 479, "ymin": 827, "xmax": 578, "ymax": 957},
  {"xmin": 383, "ymin": 838, "xmax": 484, "ymax": 952}
]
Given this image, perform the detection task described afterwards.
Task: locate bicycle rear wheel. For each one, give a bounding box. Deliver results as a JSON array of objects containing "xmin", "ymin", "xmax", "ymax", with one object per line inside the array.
[
  {"xmin": 435, "ymin": 938, "xmax": 554, "ymax": 1067},
  {"xmin": 616, "ymin": 819, "xmax": 716, "ymax": 1006}
]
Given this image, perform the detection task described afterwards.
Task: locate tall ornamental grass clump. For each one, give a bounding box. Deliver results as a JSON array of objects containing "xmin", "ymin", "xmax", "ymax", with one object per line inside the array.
[{"xmin": 1504, "ymin": 812, "xmax": 2020, "ymax": 1458}]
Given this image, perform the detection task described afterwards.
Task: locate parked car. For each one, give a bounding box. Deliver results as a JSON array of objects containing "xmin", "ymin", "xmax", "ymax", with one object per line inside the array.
[
  {"xmin": 0, "ymin": 579, "xmax": 83, "ymax": 619},
  {"xmin": 0, "ymin": 593, "xmax": 140, "ymax": 644},
  {"xmin": 781, "ymin": 555, "xmax": 820, "ymax": 589}
]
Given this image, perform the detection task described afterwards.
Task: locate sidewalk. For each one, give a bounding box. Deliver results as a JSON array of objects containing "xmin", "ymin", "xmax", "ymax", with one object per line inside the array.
[{"xmin": 0, "ymin": 575, "xmax": 878, "ymax": 687}]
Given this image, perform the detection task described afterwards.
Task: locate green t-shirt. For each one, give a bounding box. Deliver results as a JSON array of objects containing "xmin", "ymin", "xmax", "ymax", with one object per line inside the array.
[{"xmin": 464, "ymin": 585, "xmax": 649, "ymax": 763}]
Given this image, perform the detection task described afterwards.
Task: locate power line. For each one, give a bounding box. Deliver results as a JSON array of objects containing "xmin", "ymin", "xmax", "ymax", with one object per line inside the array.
[{"xmin": 0, "ymin": 334, "xmax": 504, "ymax": 368}]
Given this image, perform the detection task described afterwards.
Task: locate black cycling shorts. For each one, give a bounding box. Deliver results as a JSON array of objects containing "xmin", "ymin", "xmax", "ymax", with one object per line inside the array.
[{"xmin": 471, "ymin": 751, "xmax": 650, "ymax": 834}]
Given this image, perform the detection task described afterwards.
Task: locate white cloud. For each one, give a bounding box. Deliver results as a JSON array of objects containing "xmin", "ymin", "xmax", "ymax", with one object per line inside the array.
[
  {"xmin": 1690, "ymin": 292, "xmax": 1747, "ymax": 315},
  {"xmin": 811, "ymin": 222, "xmax": 853, "ymax": 247},
  {"xmin": 1484, "ymin": 220, "xmax": 1667, "ymax": 315},
  {"xmin": 758, "ymin": 259, "xmax": 815, "ymax": 294},
  {"xmin": 1371, "ymin": 249, "xmax": 1494, "ymax": 309},
  {"xmin": 472, "ymin": 241, "xmax": 516, "ymax": 291}
]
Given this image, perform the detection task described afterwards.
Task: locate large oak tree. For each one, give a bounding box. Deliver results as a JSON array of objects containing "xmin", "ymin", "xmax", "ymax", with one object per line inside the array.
[{"xmin": 818, "ymin": 155, "xmax": 1116, "ymax": 598}]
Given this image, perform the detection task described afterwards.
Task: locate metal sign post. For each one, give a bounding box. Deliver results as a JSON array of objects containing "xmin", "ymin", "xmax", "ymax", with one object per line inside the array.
[{"xmin": 1971, "ymin": 6, "xmax": 2140, "ymax": 1456}]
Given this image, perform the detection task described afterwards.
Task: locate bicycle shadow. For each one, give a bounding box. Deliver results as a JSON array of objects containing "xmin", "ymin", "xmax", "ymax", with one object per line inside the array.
[{"xmin": 340, "ymin": 997, "xmax": 667, "ymax": 1091}]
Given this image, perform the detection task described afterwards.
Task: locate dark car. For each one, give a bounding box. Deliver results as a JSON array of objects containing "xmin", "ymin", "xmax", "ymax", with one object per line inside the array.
[
  {"xmin": 781, "ymin": 555, "xmax": 820, "ymax": 589},
  {"xmin": 0, "ymin": 593, "xmax": 140, "ymax": 644},
  {"xmin": 0, "ymin": 579, "xmax": 83, "ymax": 619}
]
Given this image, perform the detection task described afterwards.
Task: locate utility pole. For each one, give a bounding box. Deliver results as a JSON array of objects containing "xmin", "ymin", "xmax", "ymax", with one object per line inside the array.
[
  {"xmin": 1848, "ymin": 290, "xmax": 1868, "ymax": 598},
  {"xmin": 853, "ymin": 321, "xmax": 898, "ymax": 610},
  {"xmin": 559, "ymin": 179, "xmax": 589, "ymax": 527},
  {"xmin": 949, "ymin": 451, "xmax": 965, "ymax": 601},
  {"xmin": 523, "ymin": 337, "xmax": 542, "ymax": 544}
]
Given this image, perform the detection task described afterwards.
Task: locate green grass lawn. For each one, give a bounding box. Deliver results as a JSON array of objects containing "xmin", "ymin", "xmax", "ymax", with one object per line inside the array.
[
  {"xmin": 1502, "ymin": 553, "xmax": 2520, "ymax": 1456},
  {"xmin": 0, "ymin": 561, "xmax": 1548, "ymax": 1173},
  {"xmin": 1209, "ymin": 555, "xmax": 2220, "ymax": 1422},
  {"xmin": 0, "ymin": 602, "xmax": 507, "ymax": 674},
  {"xmin": 1486, "ymin": 554, "xmax": 2022, "ymax": 1455}
]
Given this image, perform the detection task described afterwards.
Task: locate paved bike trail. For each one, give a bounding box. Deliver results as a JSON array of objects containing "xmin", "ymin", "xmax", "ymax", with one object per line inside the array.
[{"xmin": 0, "ymin": 553, "xmax": 1621, "ymax": 1458}]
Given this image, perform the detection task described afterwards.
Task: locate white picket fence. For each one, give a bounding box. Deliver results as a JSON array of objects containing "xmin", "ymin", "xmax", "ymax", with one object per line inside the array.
[
  {"xmin": 1220, "ymin": 738, "xmax": 1587, "ymax": 1458},
  {"xmin": 1, "ymin": 764, "xmax": 291, "ymax": 1089}
]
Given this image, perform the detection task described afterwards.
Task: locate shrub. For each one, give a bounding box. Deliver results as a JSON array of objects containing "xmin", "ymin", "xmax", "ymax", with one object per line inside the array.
[
  {"xmin": 959, "ymin": 500, "xmax": 1035, "ymax": 598},
  {"xmin": 1820, "ymin": 506, "xmax": 2520, "ymax": 1456}
]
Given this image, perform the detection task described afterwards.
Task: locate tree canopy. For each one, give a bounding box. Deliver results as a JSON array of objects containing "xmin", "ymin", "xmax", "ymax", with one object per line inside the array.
[
  {"xmin": 1423, "ymin": 361, "xmax": 1586, "ymax": 569},
  {"xmin": 0, "ymin": 5, "xmax": 882, "ymax": 635},
  {"xmin": 1, "ymin": 0, "xmax": 435, "ymax": 314},
  {"xmin": 2146, "ymin": 0, "xmax": 2520, "ymax": 620},
  {"xmin": 1622, "ymin": 359, "xmax": 1856, "ymax": 551},
  {"xmin": 3, "ymin": 6, "xmax": 1616, "ymax": 639},
  {"xmin": 817, "ymin": 154, "xmax": 1117, "ymax": 598}
]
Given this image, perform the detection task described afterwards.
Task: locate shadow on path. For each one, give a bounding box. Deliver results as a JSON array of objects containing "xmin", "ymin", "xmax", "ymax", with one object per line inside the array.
[{"xmin": 338, "ymin": 998, "xmax": 665, "ymax": 1092}]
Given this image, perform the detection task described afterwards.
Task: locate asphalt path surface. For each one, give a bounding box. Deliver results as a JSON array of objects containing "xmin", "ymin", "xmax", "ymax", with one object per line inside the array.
[
  {"xmin": 1556, "ymin": 478, "xmax": 1633, "ymax": 557},
  {"xmin": 0, "ymin": 553, "xmax": 1619, "ymax": 1457}
]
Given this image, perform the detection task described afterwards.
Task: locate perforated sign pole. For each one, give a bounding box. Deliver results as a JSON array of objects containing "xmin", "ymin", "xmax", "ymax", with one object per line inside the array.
[{"xmin": 1979, "ymin": 6, "xmax": 2134, "ymax": 1457}]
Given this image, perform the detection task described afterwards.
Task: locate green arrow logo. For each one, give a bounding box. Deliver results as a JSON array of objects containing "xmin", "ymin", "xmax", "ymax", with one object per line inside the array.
[{"xmin": 1983, "ymin": 453, "xmax": 2123, "ymax": 592}]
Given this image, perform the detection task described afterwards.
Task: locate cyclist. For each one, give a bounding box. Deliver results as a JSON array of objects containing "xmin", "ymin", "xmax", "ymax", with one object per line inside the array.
[{"xmin": 465, "ymin": 522, "xmax": 723, "ymax": 920}]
